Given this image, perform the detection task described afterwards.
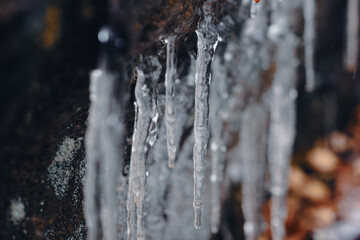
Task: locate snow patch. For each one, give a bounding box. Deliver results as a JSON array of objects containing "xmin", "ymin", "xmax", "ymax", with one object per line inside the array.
[
  {"xmin": 48, "ymin": 136, "xmax": 83, "ymax": 199},
  {"xmin": 10, "ymin": 198, "xmax": 25, "ymax": 224}
]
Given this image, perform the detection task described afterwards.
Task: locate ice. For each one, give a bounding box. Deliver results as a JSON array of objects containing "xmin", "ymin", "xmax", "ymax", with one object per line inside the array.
[
  {"xmin": 193, "ymin": 0, "xmax": 219, "ymax": 229},
  {"xmin": 250, "ymin": 0, "xmax": 263, "ymax": 19},
  {"xmin": 127, "ymin": 57, "xmax": 161, "ymax": 240},
  {"xmin": 303, "ymin": 0, "xmax": 316, "ymax": 92},
  {"xmin": 165, "ymin": 35, "xmax": 178, "ymax": 168},
  {"xmin": 345, "ymin": 0, "xmax": 359, "ymax": 71},
  {"xmin": 267, "ymin": 33, "xmax": 298, "ymax": 240},
  {"xmin": 209, "ymin": 55, "xmax": 228, "ymax": 234},
  {"xmin": 85, "ymin": 67, "xmax": 124, "ymax": 240},
  {"xmin": 82, "ymin": 1, "xmax": 306, "ymax": 238},
  {"xmin": 240, "ymin": 104, "xmax": 268, "ymax": 240}
]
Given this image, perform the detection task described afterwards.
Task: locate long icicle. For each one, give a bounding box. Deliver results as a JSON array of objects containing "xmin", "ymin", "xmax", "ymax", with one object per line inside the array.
[
  {"xmin": 209, "ymin": 56, "xmax": 227, "ymax": 234},
  {"xmin": 345, "ymin": 0, "xmax": 359, "ymax": 71},
  {"xmin": 303, "ymin": 0, "xmax": 316, "ymax": 92},
  {"xmin": 165, "ymin": 35, "xmax": 178, "ymax": 168},
  {"xmin": 127, "ymin": 99, "xmax": 138, "ymax": 240},
  {"xmin": 134, "ymin": 69, "xmax": 148, "ymax": 240},
  {"xmin": 99, "ymin": 71, "xmax": 123, "ymax": 240},
  {"xmin": 268, "ymin": 33, "xmax": 298, "ymax": 240},
  {"xmin": 85, "ymin": 70, "xmax": 124, "ymax": 240},
  {"xmin": 85, "ymin": 69, "xmax": 104, "ymax": 240},
  {"xmin": 127, "ymin": 63, "xmax": 160, "ymax": 240},
  {"xmin": 240, "ymin": 103, "xmax": 268, "ymax": 240},
  {"xmin": 85, "ymin": 27, "xmax": 124, "ymax": 240},
  {"xmin": 193, "ymin": 0, "xmax": 218, "ymax": 229}
]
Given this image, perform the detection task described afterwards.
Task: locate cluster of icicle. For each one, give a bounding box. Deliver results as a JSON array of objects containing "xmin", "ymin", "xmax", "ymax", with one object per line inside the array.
[{"xmin": 83, "ymin": 0, "xmax": 333, "ymax": 239}]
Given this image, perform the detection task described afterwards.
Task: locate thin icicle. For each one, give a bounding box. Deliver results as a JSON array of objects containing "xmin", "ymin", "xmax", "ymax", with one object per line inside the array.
[
  {"xmin": 127, "ymin": 60, "xmax": 160, "ymax": 240},
  {"xmin": 303, "ymin": 0, "xmax": 316, "ymax": 92},
  {"xmin": 240, "ymin": 103, "xmax": 268, "ymax": 240},
  {"xmin": 345, "ymin": 0, "xmax": 359, "ymax": 71},
  {"xmin": 134, "ymin": 70, "xmax": 148, "ymax": 240},
  {"xmin": 267, "ymin": 32, "xmax": 298, "ymax": 240},
  {"xmin": 193, "ymin": 0, "xmax": 218, "ymax": 229},
  {"xmin": 209, "ymin": 56, "xmax": 227, "ymax": 234},
  {"xmin": 127, "ymin": 100, "xmax": 138, "ymax": 240},
  {"xmin": 165, "ymin": 35, "xmax": 178, "ymax": 168},
  {"xmin": 85, "ymin": 69, "xmax": 104, "ymax": 240}
]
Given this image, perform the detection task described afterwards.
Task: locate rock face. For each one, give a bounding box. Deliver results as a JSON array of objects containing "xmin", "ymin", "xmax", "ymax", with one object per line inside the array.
[
  {"xmin": 0, "ymin": 0, "xmax": 359, "ymax": 240},
  {"xmin": 0, "ymin": 1, "xmax": 101, "ymax": 238}
]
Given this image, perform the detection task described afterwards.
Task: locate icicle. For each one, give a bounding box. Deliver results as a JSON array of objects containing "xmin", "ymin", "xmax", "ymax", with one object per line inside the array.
[
  {"xmin": 267, "ymin": 33, "xmax": 298, "ymax": 240},
  {"xmin": 209, "ymin": 56, "xmax": 227, "ymax": 234},
  {"xmin": 85, "ymin": 69, "xmax": 103, "ymax": 240},
  {"xmin": 85, "ymin": 70, "xmax": 124, "ymax": 240},
  {"xmin": 266, "ymin": 2, "xmax": 301, "ymax": 238},
  {"xmin": 193, "ymin": 0, "xmax": 218, "ymax": 229},
  {"xmin": 99, "ymin": 72, "xmax": 124, "ymax": 240},
  {"xmin": 127, "ymin": 59, "xmax": 160, "ymax": 240},
  {"xmin": 303, "ymin": 0, "xmax": 316, "ymax": 92},
  {"xmin": 127, "ymin": 99, "xmax": 138, "ymax": 240},
  {"xmin": 240, "ymin": 103, "xmax": 268, "ymax": 240},
  {"xmin": 165, "ymin": 35, "xmax": 178, "ymax": 168},
  {"xmin": 85, "ymin": 27, "xmax": 125, "ymax": 240},
  {"xmin": 144, "ymin": 121, "xmax": 170, "ymax": 240},
  {"xmin": 165, "ymin": 129, "xmax": 212, "ymax": 240},
  {"xmin": 345, "ymin": 0, "xmax": 359, "ymax": 71}
]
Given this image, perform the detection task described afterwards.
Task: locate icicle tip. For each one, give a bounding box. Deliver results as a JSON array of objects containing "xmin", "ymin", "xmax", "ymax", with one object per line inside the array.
[
  {"xmin": 305, "ymin": 82, "xmax": 315, "ymax": 93},
  {"xmin": 168, "ymin": 161, "xmax": 175, "ymax": 169},
  {"xmin": 194, "ymin": 206, "xmax": 202, "ymax": 229},
  {"xmin": 211, "ymin": 224, "xmax": 219, "ymax": 234}
]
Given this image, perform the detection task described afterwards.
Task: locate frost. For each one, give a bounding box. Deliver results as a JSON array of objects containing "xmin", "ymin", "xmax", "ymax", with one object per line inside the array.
[
  {"xmin": 48, "ymin": 136, "xmax": 82, "ymax": 199},
  {"xmin": 67, "ymin": 224, "xmax": 85, "ymax": 240},
  {"xmin": 9, "ymin": 198, "xmax": 25, "ymax": 224}
]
